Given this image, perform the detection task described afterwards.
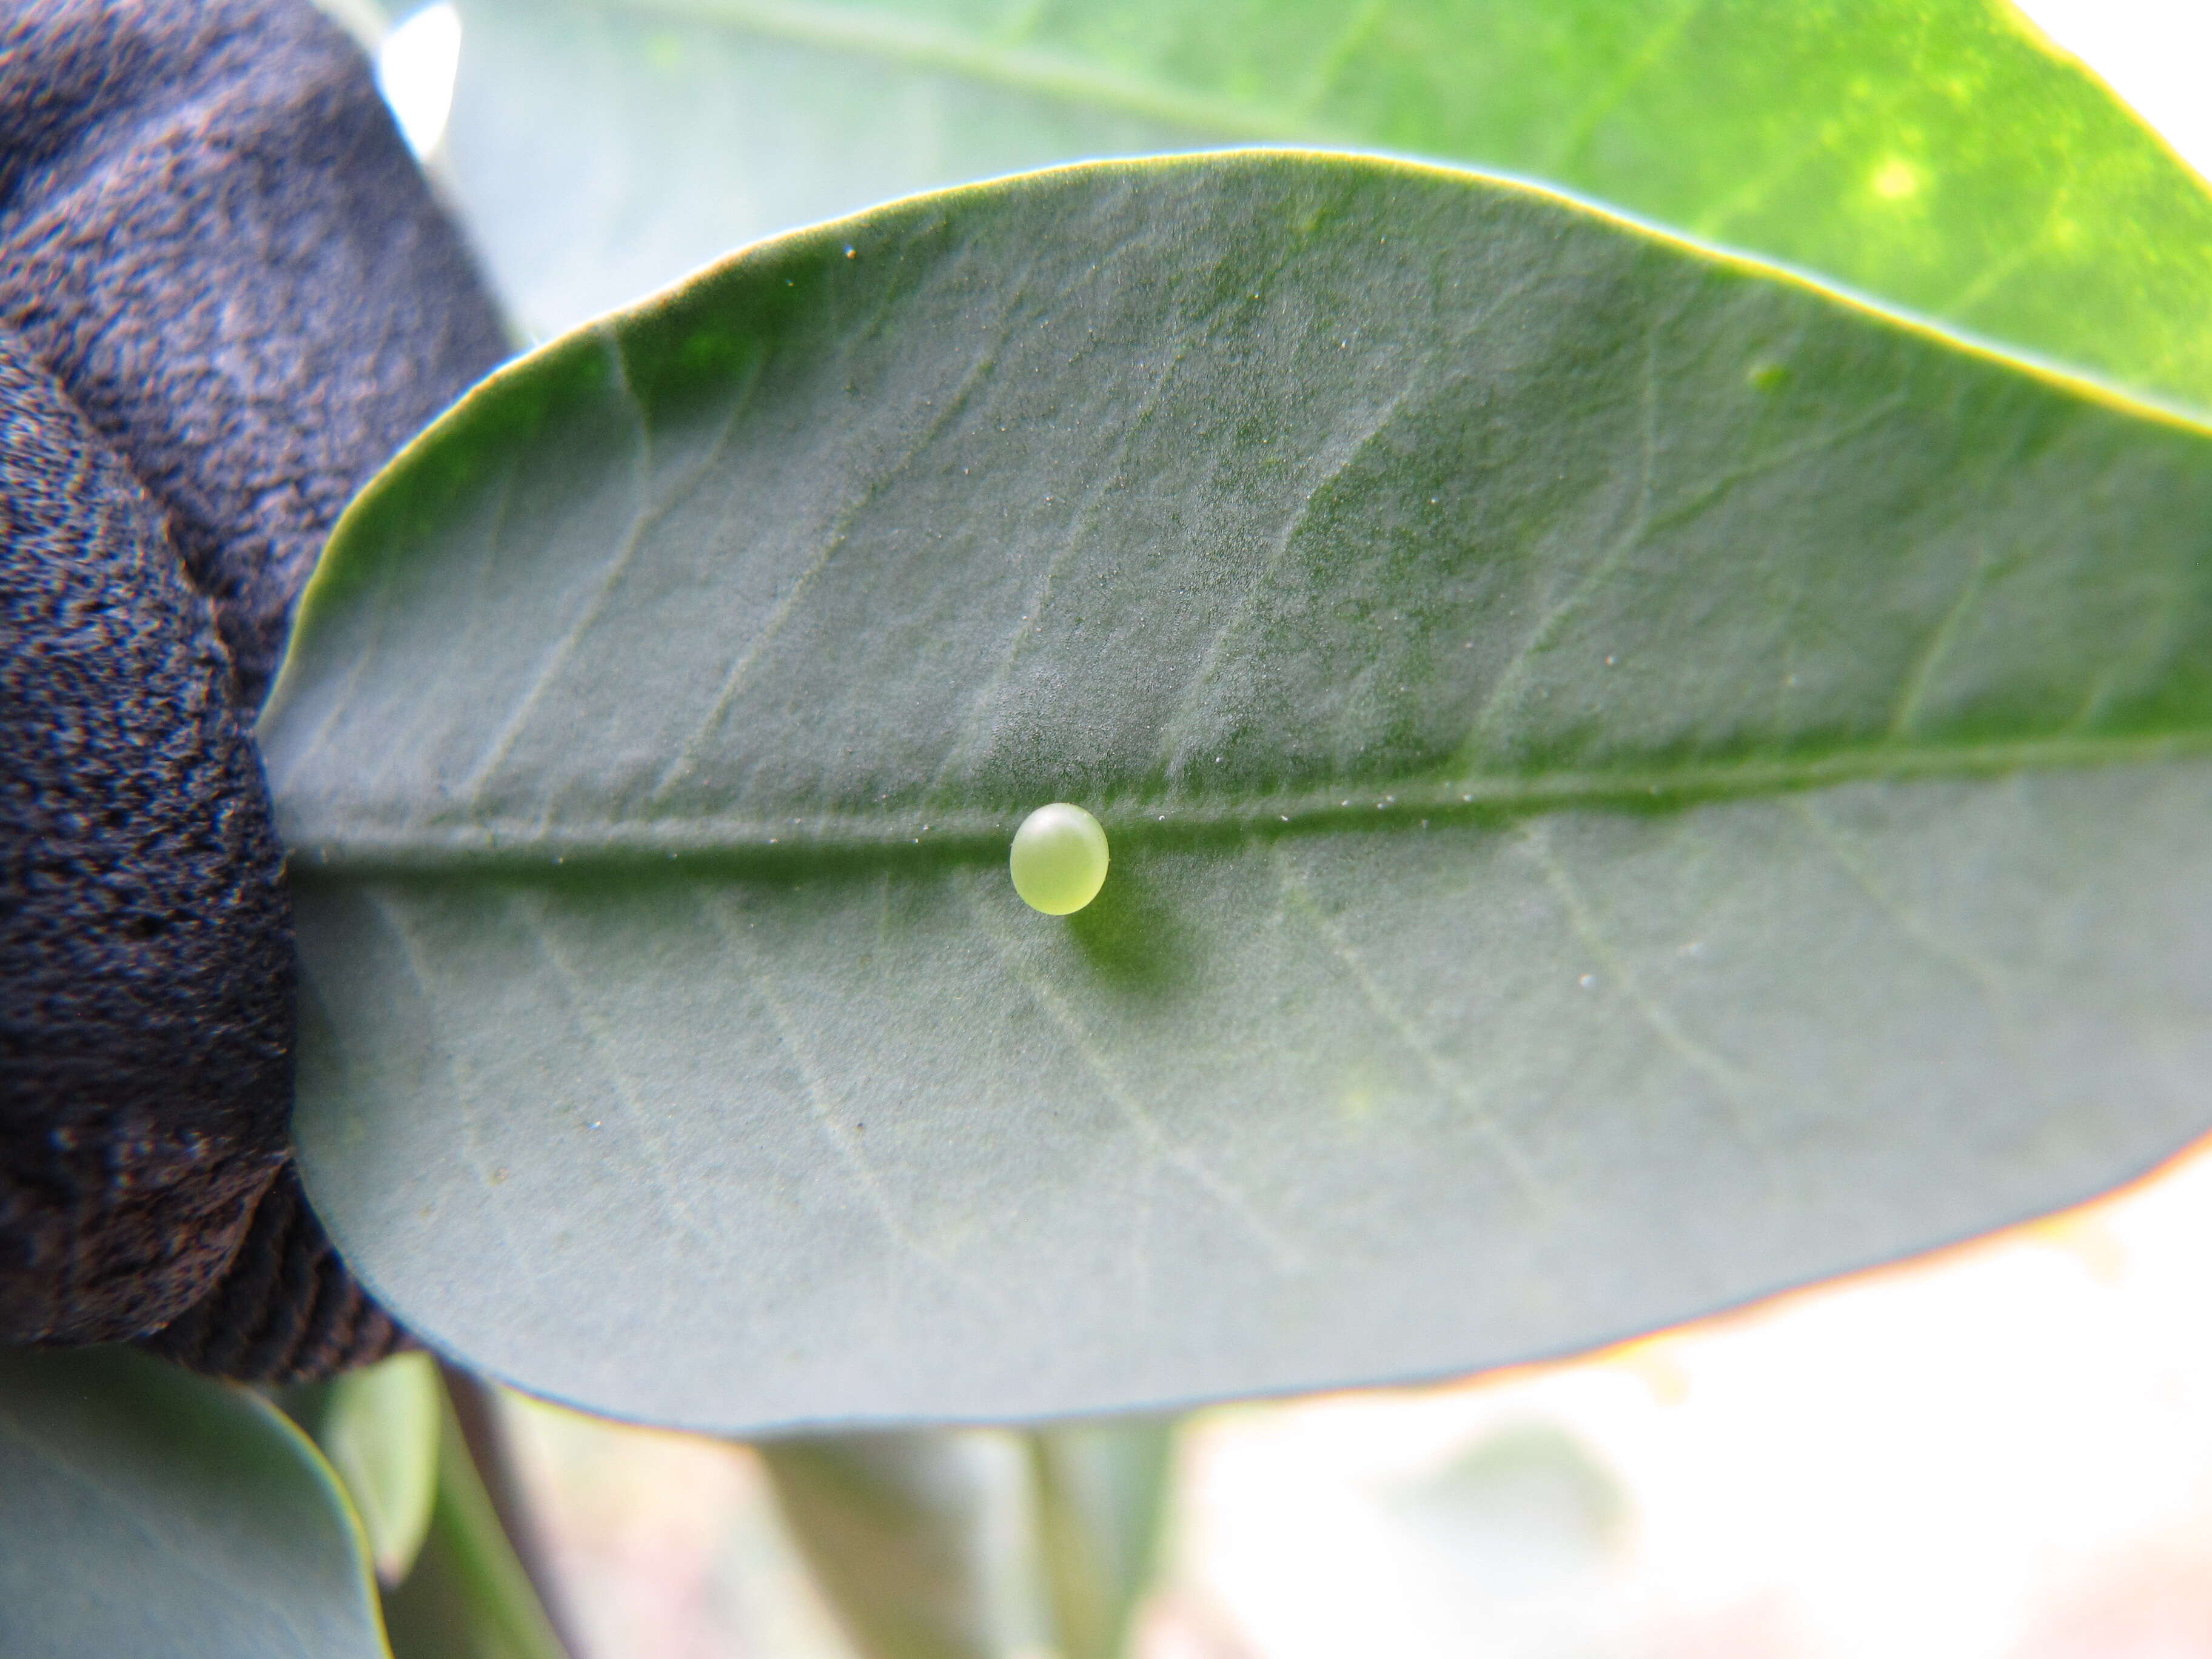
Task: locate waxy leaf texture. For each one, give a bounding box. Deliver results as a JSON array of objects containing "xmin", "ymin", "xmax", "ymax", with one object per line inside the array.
[{"xmin": 267, "ymin": 156, "xmax": 2212, "ymax": 1430}]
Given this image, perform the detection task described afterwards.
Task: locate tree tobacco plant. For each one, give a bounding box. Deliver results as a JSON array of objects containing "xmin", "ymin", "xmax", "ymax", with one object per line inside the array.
[{"xmin": 11, "ymin": 1, "xmax": 2212, "ymax": 1655}]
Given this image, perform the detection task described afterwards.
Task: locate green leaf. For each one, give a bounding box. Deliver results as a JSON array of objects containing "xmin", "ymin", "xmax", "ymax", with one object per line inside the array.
[
  {"xmin": 1382, "ymin": 1422, "xmax": 1627, "ymax": 1592},
  {"xmin": 264, "ymin": 155, "xmax": 2212, "ymax": 1432},
  {"xmin": 444, "ymin": 0, "xmax": 2212, "ymax": 412},
  {"xmin": 1029, "ymin": 1421, "xmax": 1174, "ymax": 1659},
  {"xmin": 314, "ymin": 1352, "xmax": 443, "ymax": 1586},
  {"xmin": 381, "ymin": 1384, "xmax": 569, "ymax": 1659},
  {"xmin": 0, "ymin": 1346, "xmax": 389, "ymax": 1658},
  {"xmin": 763, "ymin": 1430, "xmax": 1054, "ymax": 1659},
  {"xmin": 761, "ymin": 1419, "xmax": 1171, "ymax": 1659}
]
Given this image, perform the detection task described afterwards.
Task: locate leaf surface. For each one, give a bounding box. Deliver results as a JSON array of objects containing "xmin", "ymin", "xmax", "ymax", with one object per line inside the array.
[
  {"xmin": 266, "ymin": 156, "xmax": 2212, "ymax": 1431},
  {"xmin": 444, "ymin": 0, "xmax": 2212, "ymax": 412},
  {"xmin": 0, "ymin": 1347, "xmax": 389, "ymax": 1658}
]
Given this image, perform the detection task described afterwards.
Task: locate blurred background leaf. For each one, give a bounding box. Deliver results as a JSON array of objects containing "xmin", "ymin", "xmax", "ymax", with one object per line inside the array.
[
  {"xmin": 762, "ymin": 1429, "xmax": 1057, "ymax": 1659},
  {"xmin": 379, "ymin": 1371, "xmax": 574, "ymax": 1659},
  {"xmin": 437, "ymin": 0, "xmax": 2212, "ymax": 415},
  {"xmin": 293, "ymin": 1351, "xmax": 444, "ymax": 1586},
  {"xmin": 761, "ymin": 1420, "xmax": 1173, "ymax": 1659},
  {"xmin": 1030, "ymin": 1421, "xmax": 1175, "ymax": 1659},
  {"xmin": 1382, "ymin": 1421, "xmax": 1627, "ymax": 1595}
]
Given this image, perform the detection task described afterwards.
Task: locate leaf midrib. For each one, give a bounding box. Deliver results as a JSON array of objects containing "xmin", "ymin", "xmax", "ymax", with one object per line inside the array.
[{"xmin": 282, "ymin": 724, "xmax": 2212, "ymax": 875}]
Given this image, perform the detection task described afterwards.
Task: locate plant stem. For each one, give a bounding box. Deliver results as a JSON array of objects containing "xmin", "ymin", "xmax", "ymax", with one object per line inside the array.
[
  {"xmin": 380, "ymin": 1365, "xmax": 578, "ymax": 1659},
  {"xmin": 441, "ymin": 1362, "xmax": 582, "ymax": 1651}
]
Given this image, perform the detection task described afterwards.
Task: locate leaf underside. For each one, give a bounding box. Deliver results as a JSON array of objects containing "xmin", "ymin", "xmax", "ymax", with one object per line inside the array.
[
  {"xmin": 266, "ymin": 156, "xmax": 2212, "ymax": 1432},
  {"xmin": 0, "ymin": 1348, "xmax": 387, "ymax": 1659}
]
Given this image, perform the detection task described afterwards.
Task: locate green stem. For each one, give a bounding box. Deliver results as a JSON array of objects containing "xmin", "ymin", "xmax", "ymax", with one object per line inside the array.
[{"xmin": 380, "ymin": 1369, "xmax": 574, "ymax": 1659}]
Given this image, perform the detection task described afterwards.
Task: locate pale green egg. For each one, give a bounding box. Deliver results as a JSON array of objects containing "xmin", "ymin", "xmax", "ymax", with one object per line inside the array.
[{"xmin": 1010, "ymin": 803, "xmax": 1109, "ymax": 915}]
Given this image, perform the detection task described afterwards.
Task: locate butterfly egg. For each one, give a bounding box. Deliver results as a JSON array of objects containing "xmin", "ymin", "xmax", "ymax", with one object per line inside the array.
[{"xmin": 1010, "ymin": 803, "xmax": 1109, "ymax": 915}]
